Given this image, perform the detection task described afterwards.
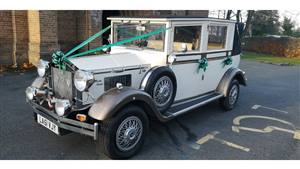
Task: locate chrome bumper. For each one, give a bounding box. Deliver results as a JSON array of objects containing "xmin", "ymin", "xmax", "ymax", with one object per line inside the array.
[{"xmin": 29, "ymin": 101, "xmax": 99, "ymax": 140}]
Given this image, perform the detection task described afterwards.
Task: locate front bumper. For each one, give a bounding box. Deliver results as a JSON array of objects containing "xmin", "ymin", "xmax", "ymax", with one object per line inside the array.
[{"xmin": 30, "ymin": 101, "xmax": 99, "ymax": 140}]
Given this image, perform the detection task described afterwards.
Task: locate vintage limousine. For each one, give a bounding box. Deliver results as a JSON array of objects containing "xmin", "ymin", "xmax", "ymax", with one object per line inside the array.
[{"xmin": 26, "ymin": 17, "xmax": 246, "ymax": 159}]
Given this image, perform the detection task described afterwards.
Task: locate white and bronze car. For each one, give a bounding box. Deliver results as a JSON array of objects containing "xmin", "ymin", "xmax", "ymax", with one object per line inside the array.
[{"xmin": 26, "ymin": 17, "xmax": 246, "ymax": 159}]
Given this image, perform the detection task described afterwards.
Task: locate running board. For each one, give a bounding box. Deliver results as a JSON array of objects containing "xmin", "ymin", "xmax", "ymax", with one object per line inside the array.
[{"xmin": 163, "ymin": 92, "xmax": 223, "ymax": 119}]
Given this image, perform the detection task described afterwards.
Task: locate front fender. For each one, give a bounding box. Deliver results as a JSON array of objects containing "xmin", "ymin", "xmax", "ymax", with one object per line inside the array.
[
  {"xmin": 88, "ymin": 87, "xmax": 161, "ymax": 121},
  {"xmin": 217, "ymin": 67, "xmax": 247, "ymax": 97}
]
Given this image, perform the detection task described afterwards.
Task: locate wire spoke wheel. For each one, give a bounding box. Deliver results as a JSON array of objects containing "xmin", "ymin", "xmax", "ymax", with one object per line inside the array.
[
  {"xmin": 153, "ymin": 76, "xmax": 173, "ymax": 107},
  {"xmin": 229, "ymin": 84, "xmax": 238, "ymax": 105},
  {"xmin": 116, "ymin": 116, "xmax": 143, "ymax": 151}
]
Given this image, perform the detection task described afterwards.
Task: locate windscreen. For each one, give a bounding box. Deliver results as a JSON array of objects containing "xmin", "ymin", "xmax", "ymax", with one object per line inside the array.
[{"xmin": 113, "ymin": 23, "xmax": 166, "ymax": 51}]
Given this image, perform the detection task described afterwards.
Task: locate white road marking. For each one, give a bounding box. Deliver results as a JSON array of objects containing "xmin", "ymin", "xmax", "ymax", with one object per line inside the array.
[
  {"xmin": 196, "ymin": 131, "xmax": 250, "ymax": 152},
  {"xmin": 232, "ymin": 115, "xmax": 300, "ymax": 140},
  {"xmin": 294, "ymin": 130, "xmax": 300, "ymax": 140},
  {"xmin": 251, "ymin": 104, "xmax": 289, "ymax": 114}
]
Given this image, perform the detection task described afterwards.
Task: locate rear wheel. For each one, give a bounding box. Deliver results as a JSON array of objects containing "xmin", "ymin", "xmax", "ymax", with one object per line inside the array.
[
  {"xmin": 96, "ymin": 105, "xmax": 149, "ymax": 159},
  {"xmin": 219, "ymin": 79, "xmax": 240, "ymax": 111}
]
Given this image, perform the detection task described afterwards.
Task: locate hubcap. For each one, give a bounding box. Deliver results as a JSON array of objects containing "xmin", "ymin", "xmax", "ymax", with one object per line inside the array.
[
  {"xmin": 153, "ymin": 76, "xmax": 173, "ymax": 107},
  {"xmin": 116, "ymin": 116, "xmax": 143, "ymax": 151},
  {"xmin": 229, "ymin": 85, "xmax": 238, "ymax": 105}
]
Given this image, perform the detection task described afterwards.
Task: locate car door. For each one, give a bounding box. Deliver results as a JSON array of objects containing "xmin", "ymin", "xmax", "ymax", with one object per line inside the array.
[
  {"xmin": 169, "ymin": 24, "xmax": 207, "ymax": 101},
  {"xmin": 202, "ymin": 23, "xmax": 237, "ymax": 91}
]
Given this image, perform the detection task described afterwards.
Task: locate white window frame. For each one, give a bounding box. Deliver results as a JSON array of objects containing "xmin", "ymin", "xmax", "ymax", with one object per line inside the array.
[
  {"xmin": 110, "ymin": 20, "xmax": 169, "ymax": 54},
  {"xmin": 169, "ymin": 21, "xmax": 206, "ymax": 56},
  {"xmin": 204, "ymin": 22, "xmax": 233, "ymax": 53}
]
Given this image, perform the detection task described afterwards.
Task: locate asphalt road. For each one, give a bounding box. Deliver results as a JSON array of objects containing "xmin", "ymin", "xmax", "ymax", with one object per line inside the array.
[{"xmin": 0, "ymin": 60, "xmax": 299, "ymax": 160}]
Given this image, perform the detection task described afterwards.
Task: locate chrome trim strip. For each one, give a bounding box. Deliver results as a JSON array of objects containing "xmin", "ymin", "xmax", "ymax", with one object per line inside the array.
[
  {"xmin": 175, "ymin": 50, "xmax": 232, "ymax": 57},
  {"xmin": 92, "ymin": 64, "xmax": 150, "ymax": 75},
  {"xmin": 171, "ymin": 91, "xmax": 216, "ymax": 107},
  {"xmin": 173, "ymin": 54, "xmax": 237, "ymax": 65},
  {"xmin": 169, "ymin": 94, "xmax": 223, "ymax": 117}
]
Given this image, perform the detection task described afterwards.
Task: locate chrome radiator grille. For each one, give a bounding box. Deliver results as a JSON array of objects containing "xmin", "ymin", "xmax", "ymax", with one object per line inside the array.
[{"xmin": 51, "ymin": 67, "xmax": 73, "ymax": 100}]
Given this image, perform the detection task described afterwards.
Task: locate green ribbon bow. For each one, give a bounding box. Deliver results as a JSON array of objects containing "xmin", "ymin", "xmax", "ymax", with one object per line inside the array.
[
  {"xmin": 52, "ymin": 51, "xmax": 66, "ymax": 70},
  {"xmin": 223, "ymin": 56, "xmax": 233, "ymax": 67},
  {"xmin": 198, "ymin": 57, "xmax": 208, "ymax": 73}
]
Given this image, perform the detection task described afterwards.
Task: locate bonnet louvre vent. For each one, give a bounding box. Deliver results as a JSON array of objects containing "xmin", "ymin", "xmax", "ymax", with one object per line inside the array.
[{"xmin": 104, "ymin": 74, "xmax": 132, "ymax": 91}]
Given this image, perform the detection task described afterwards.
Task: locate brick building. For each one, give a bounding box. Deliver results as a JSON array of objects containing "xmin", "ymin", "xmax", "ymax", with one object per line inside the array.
[{"xmin": 0, "ymin": 10, "xmax": 208, "ymax": 66}]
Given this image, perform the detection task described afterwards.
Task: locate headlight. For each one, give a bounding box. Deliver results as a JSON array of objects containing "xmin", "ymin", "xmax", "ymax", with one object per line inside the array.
[
  {"xmin": 74, "ymin": 70, "xmax": 94, "ymax": 92},
  {"xmin": 55, "ymin": 99, "xmax": 70, "ymax": 116},
  {"xmin": 37, "ymin": 59, "xmax": 49, "ymax": 77},
  {"xmin": 25, "ymin": 87, "xmax": 35, "ymax": 100}
]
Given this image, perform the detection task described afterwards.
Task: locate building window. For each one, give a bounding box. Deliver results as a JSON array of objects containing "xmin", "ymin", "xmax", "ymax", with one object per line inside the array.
[
  {"xmin": 172, "ymin": 26, "xmax": 202, "ymax": 52},
  {"xmin": 207, "ymin": 25, "xmax": 227, "ymax": 50}
]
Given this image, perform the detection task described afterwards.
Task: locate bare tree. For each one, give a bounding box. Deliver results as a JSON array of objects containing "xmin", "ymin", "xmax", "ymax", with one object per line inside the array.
[
  {"xmin": 224, "ymin": 10, "xmax": 255, "ymax": 38},
  {"xmin": 236, "ymin": 10, "xmax": 241, "ymax": 22},
  {"xmin": 226, "ymin": 10, "xmax": 232, "ymax": 20},
  {"xmin": 243, "ymin": 10, "xmax": 255, "ymax": 37}
]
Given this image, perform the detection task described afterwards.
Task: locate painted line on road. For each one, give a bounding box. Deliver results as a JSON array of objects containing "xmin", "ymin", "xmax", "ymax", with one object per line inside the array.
[
  {"xmin": 232, "ymin": 115, "xmax": 300, "ymax": 140},
  {"xmin": 196, "ymin": 131, "xmax": 250, "ymax": 152},
  {"xmin": 251, "ymin": 104, "xmax": 289, "ymax": 114}
]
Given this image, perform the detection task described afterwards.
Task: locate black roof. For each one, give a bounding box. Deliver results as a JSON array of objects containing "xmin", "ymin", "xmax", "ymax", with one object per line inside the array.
[{"xmin": 107, "ymin": 16, "xmax": 236, "ymax": 22}]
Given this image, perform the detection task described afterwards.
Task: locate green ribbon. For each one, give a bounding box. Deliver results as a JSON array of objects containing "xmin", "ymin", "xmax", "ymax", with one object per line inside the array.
[
  {"xmin": 223, "ymin": 56, "xmax": 233, "ymax": 67},
  {"xmin": 64, "ymin": 25, "xmax": 111, "ymax": 57},
  {"xmin": 67, "ymin": 27, "xmax": 171, "ymax": 59},
  {"xmin": 52, "ymin": 25, "xmax": 111, "ymax": 69},
  {"xmin": 198, "ymin": 57, "xmax": 208, "ymax": 73},
  {"xmin": 52, "ymin": 25, "xmax": 170, "ymax": 69}
]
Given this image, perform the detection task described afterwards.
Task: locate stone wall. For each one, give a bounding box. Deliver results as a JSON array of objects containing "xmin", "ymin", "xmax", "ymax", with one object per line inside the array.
[
  {"xmin": 242, "ymin": 37, "xmax": 300, "ymax": 58},
  {"xmin": 0, "ymin": 10, "xmax": 102, "ymax": 66},
  {"xmin": 39, "ymin": 11, "xmax": 58, "ymax": 59},
  {"xmin": 0, "ymin": 11, "xmax": 30, "ymax": 65},
  {"xmin": 0, "ymin": 11, "xmax": 13, "ymax": 65},
  {"xmin": 0, "ymin": 10, "xmax": 208, "ymax": 66}
]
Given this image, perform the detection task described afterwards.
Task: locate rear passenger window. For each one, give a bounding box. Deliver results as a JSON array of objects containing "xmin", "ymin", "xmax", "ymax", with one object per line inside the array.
[
  {"xmin": 207, "ymin": 25, "xmax": 227, "ymax": 50},
  {"xmin": 172, "ymin": 26, "xmax": 202, "ymax": 52}
]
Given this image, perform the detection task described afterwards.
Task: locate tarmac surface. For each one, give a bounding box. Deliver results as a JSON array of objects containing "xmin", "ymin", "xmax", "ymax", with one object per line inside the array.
[{"xmin": 0, "ymin": 60, "xmax": 299, "ymax": 159}]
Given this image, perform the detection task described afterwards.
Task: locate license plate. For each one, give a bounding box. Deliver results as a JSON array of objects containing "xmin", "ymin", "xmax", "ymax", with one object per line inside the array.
[{"xmin": 37, "ymin": 114, "xmax": 59, "ymax": 135}]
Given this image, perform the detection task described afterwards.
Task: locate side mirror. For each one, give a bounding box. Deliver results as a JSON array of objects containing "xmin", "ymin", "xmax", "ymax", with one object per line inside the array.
[{"xmin": 181, "ymin": 43, "xmax": 187, "ymax": 52}]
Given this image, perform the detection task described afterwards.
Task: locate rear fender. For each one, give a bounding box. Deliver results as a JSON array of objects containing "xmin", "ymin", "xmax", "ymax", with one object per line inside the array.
[{"xmin": 217, "ymin": 67, "xmax": 247, "ymax": 97}]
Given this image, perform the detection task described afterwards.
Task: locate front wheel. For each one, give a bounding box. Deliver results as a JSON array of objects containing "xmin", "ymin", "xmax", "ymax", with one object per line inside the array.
[
  {"xmin": 96, "ymin": 105, "xmax": 149, "ymax": 159},
  {"xmin": 219, "ymin": 79, "xmax": 240, "ymax": 111}
]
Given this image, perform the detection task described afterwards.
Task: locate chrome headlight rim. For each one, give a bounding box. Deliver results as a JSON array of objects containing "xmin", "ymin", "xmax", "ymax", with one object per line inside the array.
[
  {"xmin": 74, "ymin": 70, "xmax": 94, "ymax": 92},
  {"xmin": 55, "ymin": 99, "xmax": 71, "ymax": 117},
  {"xmin": 37, "ymin": 59, "xmax": 49, "ymax": 77},
  {"xmin": 25, "ymin": 86, "xmax": 36, "ymax": 100}
]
